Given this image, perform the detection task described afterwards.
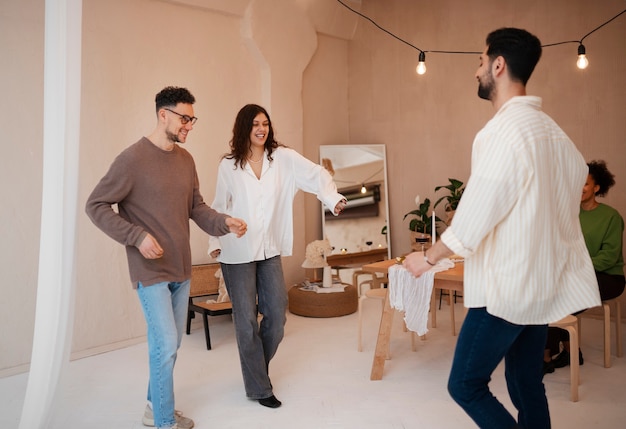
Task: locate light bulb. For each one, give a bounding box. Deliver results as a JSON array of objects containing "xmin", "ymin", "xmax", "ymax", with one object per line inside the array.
[
  {"xmin": 361, "ymin": 184, "xmax": 367, "ymax": 194},
  {"xmin": 577, "ymin": 44, "xmax": 589, "ymax": 70},
  {"xmin": 416, "ymin": 51, "xmax": 427, "ymax": 75}
]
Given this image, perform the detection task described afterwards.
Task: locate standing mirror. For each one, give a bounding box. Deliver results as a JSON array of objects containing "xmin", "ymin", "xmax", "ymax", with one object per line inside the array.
[{"xmin": 320, "ymin": 145, "xmax": 391, "ymax": 272}]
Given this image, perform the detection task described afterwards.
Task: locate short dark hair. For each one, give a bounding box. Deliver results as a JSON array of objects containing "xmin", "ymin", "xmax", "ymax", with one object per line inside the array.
[
  {"xmin": 588, "ymin": 160, "xmax": 616, "ymax": 197},
  {"xmin": 154, "ymin": 86, "xmax": 195, "ymax": 113},
  {"xmin": 486, "ymin": 28, "xmax": 542, "ymax": 85}
]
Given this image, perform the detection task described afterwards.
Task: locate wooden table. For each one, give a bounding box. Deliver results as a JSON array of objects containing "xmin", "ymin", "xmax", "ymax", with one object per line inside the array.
[
  {"xmin": 326, "ymin": 247, "xmax": 388, "ymax": 268},
  {"xmin": 362, "ymin": 259, "xmax": 464, "ymax": 380}
]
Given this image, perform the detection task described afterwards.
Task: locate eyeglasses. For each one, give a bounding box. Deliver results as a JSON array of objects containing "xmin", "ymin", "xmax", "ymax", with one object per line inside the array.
[{"xmin": 164, "ymin": 108, "xmax": 198, "ymax": 125}]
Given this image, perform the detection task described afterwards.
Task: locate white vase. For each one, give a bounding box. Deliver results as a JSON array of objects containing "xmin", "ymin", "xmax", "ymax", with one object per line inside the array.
[{"xmin": 323, "ymin": 266, "xmax": 332, "ymax": 288}]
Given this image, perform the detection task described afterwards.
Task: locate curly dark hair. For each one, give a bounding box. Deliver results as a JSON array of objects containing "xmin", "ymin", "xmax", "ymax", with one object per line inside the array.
[
  {"xmin": 588, "ymin": 160, "xmax": 616, "ymax": 197},
  {"xmin": 486, "ymin": 28, "xmax": 542, "ymax": 85},
  {"xmin": 154, "ymin": 86, "xmax": 195, "ymax": 113},
  {"xmin": 226, "ymin": 104, "xmax": 282, "ymax": 169}
]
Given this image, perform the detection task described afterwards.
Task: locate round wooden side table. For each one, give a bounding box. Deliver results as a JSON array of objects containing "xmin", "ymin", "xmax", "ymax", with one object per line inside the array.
[{"xmin": 288, "ymin": 284, "xmax": 358, "ymax": 318}]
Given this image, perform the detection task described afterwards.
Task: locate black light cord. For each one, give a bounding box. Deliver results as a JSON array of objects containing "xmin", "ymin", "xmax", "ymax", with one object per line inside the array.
[
  {"xmin": 336, "ymin": 0, "xmax": 625, "ymax": 55},
  {"xmin": 361, "ymin": 167, "xmax": 384, "ymax": 184},
  {"xmin": 335, "ymin": 0, "xmax": 425, "ymax": 54},
  {"xmin": 542, "ymin": 9, "xmax": 626, "ymax": 48},
  {"xmin": 579, "ymin": 8, "xmax": 626, "ymax": 43}
]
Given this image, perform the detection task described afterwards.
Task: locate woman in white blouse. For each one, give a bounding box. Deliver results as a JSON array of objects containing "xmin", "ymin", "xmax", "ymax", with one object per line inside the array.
[{"xmin": 208, "ymin": 104, "xmax": 346, "ymax": 408}]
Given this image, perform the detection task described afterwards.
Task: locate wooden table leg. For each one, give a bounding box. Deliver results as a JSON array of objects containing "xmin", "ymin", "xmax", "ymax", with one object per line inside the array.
[
  {"xmin": 448, "ymin": 290, "xmax": 456, "ymax": 336},
  {"xmin": 370, "ymin": 288, "xmax": 393, "ymax": 380},
  {"xmin": 430, "ymin": 287, "xmax": 438, "ymax": 328}
]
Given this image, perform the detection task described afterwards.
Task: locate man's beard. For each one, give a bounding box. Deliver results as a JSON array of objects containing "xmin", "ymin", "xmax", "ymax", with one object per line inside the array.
[
  {"xmin": 477, "ymin": 72, "xmax": 495, "ymax": 101},
  {"xmin": 166, "ymin": 130, "xmax": 182, "ymax": 143}
]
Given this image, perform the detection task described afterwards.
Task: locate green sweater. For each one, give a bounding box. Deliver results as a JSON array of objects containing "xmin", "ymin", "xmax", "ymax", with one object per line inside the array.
[{"xmin": 579, "ymin": 203, "xmax": 624, "ymax": 276}]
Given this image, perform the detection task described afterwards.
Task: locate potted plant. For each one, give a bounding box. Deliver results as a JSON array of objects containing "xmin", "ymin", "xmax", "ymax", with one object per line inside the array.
[
  {"xmin": 434, "ymin": 178, "xmax": 465, "ymax": 224},
  {"xmin": 403, "ymin": 198, "xmax": 441, "ymax": 249}
]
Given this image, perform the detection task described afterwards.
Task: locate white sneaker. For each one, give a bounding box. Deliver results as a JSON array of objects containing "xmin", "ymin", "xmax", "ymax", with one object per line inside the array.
[{"xmin": 142, "ymin": 404, "xmax": 195, "ymax": 428}]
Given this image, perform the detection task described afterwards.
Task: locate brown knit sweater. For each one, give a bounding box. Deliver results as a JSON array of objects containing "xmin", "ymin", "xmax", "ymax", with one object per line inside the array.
[{"xmin": 86, "ymin": 137, "xmax": 230, "ymax": 287}]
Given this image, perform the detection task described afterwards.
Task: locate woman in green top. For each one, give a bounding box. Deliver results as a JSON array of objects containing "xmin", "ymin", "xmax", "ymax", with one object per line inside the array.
[
  {"xmin": 579, "ymin": 160, "xmax": 625, "ymax": 297},
  {"xmin": 544, "ymin": 160, "xmax": 625, "ymax": 373}
]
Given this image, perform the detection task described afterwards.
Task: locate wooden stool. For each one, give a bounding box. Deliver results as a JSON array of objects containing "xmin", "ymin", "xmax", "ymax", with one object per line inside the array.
[
  {"xmin": 578, "ymin": 298, "xmax": 623, "ymax": 368},
  {"xmin": 549, "ymin": 315, "xmax": 580, "ymax": 402},
  {"xmin": 600, "ymin": 298, "xmax": 622, "ymax": 368}
]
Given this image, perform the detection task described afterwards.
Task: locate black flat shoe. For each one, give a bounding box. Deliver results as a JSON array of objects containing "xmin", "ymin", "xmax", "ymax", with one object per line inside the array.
[
  {"xmin": 552, "ymin": 350, "xmax": 570, "ymax": 368},
  {"xmin": 543, "ymin": 360, "xmax": 555, "ymax": 374},
  {"xmin": 553, "ymin": 349, "xmax": 584, "ymax": 368},
  {"xmin": 259, "ymin": 395, "xmax": 282, "ymax": 408}
]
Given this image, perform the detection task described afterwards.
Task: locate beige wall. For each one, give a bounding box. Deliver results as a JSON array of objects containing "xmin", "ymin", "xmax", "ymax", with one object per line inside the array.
[
  {"xmin": 0, "ymin": 0, "xmax": 358, "ymax": 376},
  {"xmin": 75, "ymin": 0, "xmax": 265, "ymax": 354},
  {"xmin": 347, "ymin": 0, "xmax": 626, "ymax": 316},
  {"xmin": 1, "ymin": 0, "xmax": 625, "ymax": 375},
  {"xmin": 348, "ymin": 0, "xmax": 626, "ymax": 256},
  {"xmin": 0, "ymin": 0, "xmax": 45, "ymax": 371}
]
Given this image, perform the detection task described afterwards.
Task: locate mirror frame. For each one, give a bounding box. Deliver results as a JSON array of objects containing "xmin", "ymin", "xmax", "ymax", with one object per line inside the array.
[{"xmin": 320, "ymin": 144, "xmax": 391, "ymax": 261}]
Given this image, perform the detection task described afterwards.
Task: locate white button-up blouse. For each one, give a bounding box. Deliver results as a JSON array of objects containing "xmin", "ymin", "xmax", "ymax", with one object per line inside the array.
[{"xmin": 208, "ymin": 146, "xmax": 344, "ymax": 264}]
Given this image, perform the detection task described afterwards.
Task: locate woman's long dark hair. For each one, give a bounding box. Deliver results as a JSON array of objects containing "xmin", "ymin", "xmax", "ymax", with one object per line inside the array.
[{"xmin": 226, "ymin": 104, "xmax": 282, "ymax": 169}]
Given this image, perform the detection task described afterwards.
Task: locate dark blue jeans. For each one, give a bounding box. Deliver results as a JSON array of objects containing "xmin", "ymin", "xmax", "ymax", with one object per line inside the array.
[
  {"xmin": 448, "ymin": 307, "xmax": 550, "ymax": 429},
  {"xmin": 220, "ymin": 256, "xmax": 288, "ymax": 399}
]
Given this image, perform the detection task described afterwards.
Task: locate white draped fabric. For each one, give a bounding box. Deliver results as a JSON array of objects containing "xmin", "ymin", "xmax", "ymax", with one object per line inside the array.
[
  {"xmin": 19, "ymin": 1, "xmax": 82, "ymax": 428},
  {"xmin": 388, "ymin": 260, "xmax": 455, "ymax": 336}
]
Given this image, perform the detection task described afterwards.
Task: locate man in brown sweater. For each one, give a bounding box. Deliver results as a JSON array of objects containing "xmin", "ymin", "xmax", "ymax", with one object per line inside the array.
[{"xmin": 86, "ymin": 86, "xmax": 246, "ymax": 429}]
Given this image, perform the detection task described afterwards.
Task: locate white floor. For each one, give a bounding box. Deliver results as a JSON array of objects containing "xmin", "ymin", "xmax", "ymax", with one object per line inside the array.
[{"xmin": 2, "ymin": 296, "xmax": 626, "ymax": 428}]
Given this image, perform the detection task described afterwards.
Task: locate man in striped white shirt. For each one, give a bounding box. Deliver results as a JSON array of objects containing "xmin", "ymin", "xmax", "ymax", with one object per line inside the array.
[{"xmin": 404, "ymin": 28, "xmax": 600, "ymax": 429}]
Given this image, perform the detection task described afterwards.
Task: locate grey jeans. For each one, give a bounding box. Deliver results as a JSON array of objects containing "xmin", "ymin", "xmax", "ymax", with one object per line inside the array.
[{"xmin": 220, "ymin": 256, "xmax": 288, "ymax": 399}]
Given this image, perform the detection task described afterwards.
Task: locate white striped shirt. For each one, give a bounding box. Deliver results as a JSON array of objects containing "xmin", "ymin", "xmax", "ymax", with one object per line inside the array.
[{"xmin": 441, "ymin": 96, "xmax": 601, "ymax": 324}]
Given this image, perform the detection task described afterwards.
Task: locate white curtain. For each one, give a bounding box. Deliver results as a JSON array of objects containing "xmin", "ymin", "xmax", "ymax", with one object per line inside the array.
[{"xmin": 19, "ymin": 0, "xmax": 82, "ymax": 428}]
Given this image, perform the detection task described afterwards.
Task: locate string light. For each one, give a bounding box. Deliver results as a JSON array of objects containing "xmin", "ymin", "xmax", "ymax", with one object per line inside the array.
[
  {"xmin": 577, "ymin": 44, "xmax": 589, "ymax": 69},
  {"xmin": 335, "ymin": 0, "xmax": 626, "ymax": 73},
  {"xmin": 416, "ymin": 51, "xmax": 427, "ymax": 75},
  {"xmin": 359, "ymin": 167, "xmax": 384, "ymax": 194}
]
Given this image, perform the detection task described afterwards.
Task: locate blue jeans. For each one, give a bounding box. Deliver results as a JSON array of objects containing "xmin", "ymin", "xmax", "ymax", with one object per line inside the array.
[
  {"xmin": 448, "ymin": 307, "xmax": 550, "ymax": 429},
  {"xmin": 220, "ymin": 256, "xmax": 288, "ymax": 399},
  {"xmin": 137, "ymin": 280, "xmax": 190, "ymax": 428}
]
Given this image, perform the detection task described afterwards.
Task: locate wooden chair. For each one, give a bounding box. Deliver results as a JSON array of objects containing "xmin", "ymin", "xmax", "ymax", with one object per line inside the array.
[
  {"xmin": 549, "ymin": 315, "xmax": 580, "ymax": 402},
  {"xmin": 430, "ymin": 281, "xmax": 464, "ymax": 336},
  {"xmin": 353, "ymin": 270, "xmax": 373, "ymax": 296},
  {"xmin": 186, "ymin": 263, "xmax": 233, "ymax": 350},
  {"xmin": 353, "ymin": 270, "xmax": 387, "ymax": 296}
]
